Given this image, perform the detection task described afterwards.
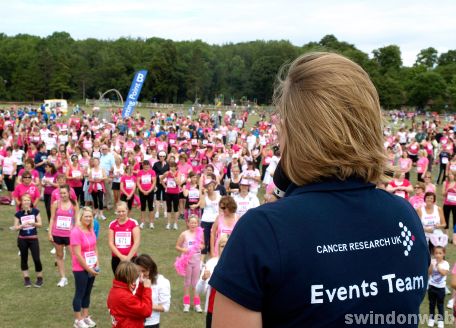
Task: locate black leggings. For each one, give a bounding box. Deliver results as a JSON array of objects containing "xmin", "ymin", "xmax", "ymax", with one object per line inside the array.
[
  {"xmin": 156, "ymin": 185, "xmax": 166, "ymax": 201},
  {"xmin": 436, "ymin": 164, "xmax": 447, "ymax": 184},
  {"xmin": 74, "ymin": 186, "xmax": 84, "ymax": 206},
  {"xmin": 91, "ymin": 191, "xmax": 104, "ymax": 210},
  {"xmin": 111, "ymin": 256, "xmax": 136, "ymax": 275},
  {"xmin": 4, "ymin": 175, "xmax": 15, "ymax": 191},
  {"xmin": 428, "ymin": 285, "xmax": 445, "ymax": 321},
  {"xmin": 139, "ymin": 190, "xmax": 154, "ymax": 212},
  {"xmin": 201, "ymin": 221, "xmax": 213, "ymax": 255},
  {"xmin": 72, "ymin": 270, "xmax": 95, "ymax": 312},
  {"xmin": 166, "ymin": 193, "xmax": 179, "ymax": 212},
  {"xmin": 261, "ymin": 164, "xmax": 269, "ymax": 181},
  {"xmin": 44, "ymin": 193, "xmax": 52, "ymax": 223},
  {"xmin": 443, "ymin": 204, "xmax": 456, "ymax": 230},
  {"xmin": 120, "ymin": 194, "xmax": 134, "ymax": 210},
  {"xmin": 17, "ymin": 238, "xmax": 42, "ymax": 272}
]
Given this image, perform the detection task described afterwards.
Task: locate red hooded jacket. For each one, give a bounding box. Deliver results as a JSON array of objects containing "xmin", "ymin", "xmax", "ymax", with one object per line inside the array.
[{"xmin": 107, "ymin": 279, "xmax": 152, "ymax": 328}]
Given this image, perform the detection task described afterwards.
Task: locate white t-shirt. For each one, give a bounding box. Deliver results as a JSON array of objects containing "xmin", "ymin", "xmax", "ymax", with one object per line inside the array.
[
  {"xmin": 429, "ymin": 259, "xmax": 450, "ymax": 288},
  {"xmin": 12, "ymin": 149, "xmax": 25, "ymax": 166},
  {"xmin": 234, "ymin": 193, "xmax": 260, "ymax": 218},
  {"xmin": 144, "ymin": 274, "xmax": 171, "ymax": 326},
  {"xmin": 201, "ymin": 194, "xmax": 221, "ymax": 223}
]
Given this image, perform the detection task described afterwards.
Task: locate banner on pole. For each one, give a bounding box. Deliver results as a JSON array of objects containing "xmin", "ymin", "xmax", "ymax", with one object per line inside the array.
[{"xmin": 122, "ymin": 70, "xmax": 148, "ymax": 118}]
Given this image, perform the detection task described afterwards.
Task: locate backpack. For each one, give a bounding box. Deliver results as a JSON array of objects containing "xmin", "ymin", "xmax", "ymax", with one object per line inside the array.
[{"xmin": 0, "ymin": 196, "xmax": 11, "ymax": 205}]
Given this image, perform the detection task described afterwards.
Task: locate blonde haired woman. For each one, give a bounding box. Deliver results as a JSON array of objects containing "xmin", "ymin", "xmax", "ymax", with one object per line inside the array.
[
  {"xmin": 70, "ymin": 207, "xmax": 98, "ymax": 328},
  {"xmin": 210, "ymin": 52, "xmax": 429, "ymax": 328}
]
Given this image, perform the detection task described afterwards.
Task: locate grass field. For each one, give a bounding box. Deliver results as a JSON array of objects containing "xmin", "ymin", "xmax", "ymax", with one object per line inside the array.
[{"xmin": 1, "ymin": 107, "xmax": 456, "ymax": 327}]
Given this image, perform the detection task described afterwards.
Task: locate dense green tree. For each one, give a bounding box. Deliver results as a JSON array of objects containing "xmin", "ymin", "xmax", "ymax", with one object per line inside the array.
[
  {"xmin": 0, "ymin": 32, "xmax": 455, "ymax": 109},
  {"xmin": 415, "ymin": 47, "xmax": 438, "ymax": 69}
]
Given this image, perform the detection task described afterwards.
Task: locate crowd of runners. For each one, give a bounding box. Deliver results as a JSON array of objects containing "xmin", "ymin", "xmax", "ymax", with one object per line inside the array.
[{"xmin": 1, "ymin": 105, "xmax": 456, "ymax": 327}]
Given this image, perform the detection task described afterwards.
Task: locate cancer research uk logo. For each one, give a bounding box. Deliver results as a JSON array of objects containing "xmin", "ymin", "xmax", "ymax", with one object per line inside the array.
[
  {"xmin": 316, "ymin": 221, "xmax": 415, "ymax": 257},
  {"xmin": 399, "ymin": 222, "xmax": 415, "ymax": 257}
]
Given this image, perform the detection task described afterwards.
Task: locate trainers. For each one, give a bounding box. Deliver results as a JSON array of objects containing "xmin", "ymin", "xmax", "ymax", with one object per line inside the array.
[
  {"xmin": 73, "ymin": 319, "xmax": 90, "ymax": 328},
  {"xmin": 437, "ymin": 321, "xmax": 444, "ymax": 328},
  {"xmin": 165, "ymin": 224, "xmax": 171, "ymax": 230},
  {"xmin": 428, "ymin": 318, "xmax": 435, "ymax": 327},
  {"xmin": 100, "ymin": 214, "xmax": 107, "ymax": 221},
  {"xmin": 149, "ymin": 223, "xmax": 154, "ymax": 229},
  {"xmin": 447, "ymin": 298, "xmax": 454, "ymax": 309},
  {"xmin": 173, "ymin": 223, "xmax": 178, "ymax": 230},
  {"xmin": 183, "ymin": 304, "xmax": 190, "ymax": 312},
  {"xmin": 57, "ymin": 277, "xmax": 68, "ymax": 287},
  {"xmin": 24, "ymin": 277, "xmax": 32, "ymax": 288},
  {"xmin": 155, "ymin": 211, "xmax": 159, "ymax": 219},
  {"xmin": 10, "ymin": 200, "xmax": 15, "ymax": 206},
  {"xmin": 34, "ymin": 277, "xmax": 43, "ymax": 288},
  {"xmin": 50, "ymin": 247, "xmax": 56, "ymax": 255},
  {"xmin": 83, "ymin": 316, "xmax": 96, "ymax": 328},
  {"xmin": 194, "ymin": 304, "xmax": 203, "ymax": 313},
  {"xmin": 139, "ymin": 223, "xmax": 144, "ymax": 229}
]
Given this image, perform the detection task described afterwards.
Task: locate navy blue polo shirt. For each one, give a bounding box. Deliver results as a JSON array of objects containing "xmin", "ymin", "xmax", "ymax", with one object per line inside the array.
[{"xmin": 210, "ymin": 177, "xmax": 429, "ymax": 327}]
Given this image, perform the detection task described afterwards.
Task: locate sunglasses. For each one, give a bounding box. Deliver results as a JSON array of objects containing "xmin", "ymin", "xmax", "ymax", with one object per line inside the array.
[
  {"xmin": 23, "ymin": 176, "xmax": 32, "ymax": 179},
  {"xmin": 220, "ymin": 206, "xmax": 226, "ymax": 210}
]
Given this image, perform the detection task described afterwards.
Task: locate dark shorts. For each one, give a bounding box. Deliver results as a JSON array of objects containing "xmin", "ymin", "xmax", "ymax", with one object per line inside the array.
[
  {"xmin": 53, "ymin": 236, "xmax": 70, "ymax": 246},
  {"xmin": 112, "ymin": 182, "xmax": 120, "ymax": 191}
]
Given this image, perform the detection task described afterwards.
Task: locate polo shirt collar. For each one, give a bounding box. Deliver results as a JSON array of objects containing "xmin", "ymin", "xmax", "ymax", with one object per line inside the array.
[{"xmin": 285, "ymin": 176, "xmax": 375, "ymax": 196}]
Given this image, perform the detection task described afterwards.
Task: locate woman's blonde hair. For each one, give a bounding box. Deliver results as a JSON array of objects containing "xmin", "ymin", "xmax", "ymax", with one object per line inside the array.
[
  {"xmin": 274, "ymin": 52, "xmax": 387, "ymax": 185},
  {"xmin": 78, "ymin": 206, "xmax": 94, "ymax": 231}
]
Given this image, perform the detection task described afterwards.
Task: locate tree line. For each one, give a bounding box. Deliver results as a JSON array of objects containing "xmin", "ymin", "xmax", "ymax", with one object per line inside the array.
[{"xmin": 0, "ymin": 32, "xmax": 455, "ymax": 110}]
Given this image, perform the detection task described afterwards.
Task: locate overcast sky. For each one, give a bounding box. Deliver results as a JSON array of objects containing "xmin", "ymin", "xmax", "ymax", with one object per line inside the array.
[{"xmin": 1, "ymin": 0, "xmax": 455, "ymax": 66}]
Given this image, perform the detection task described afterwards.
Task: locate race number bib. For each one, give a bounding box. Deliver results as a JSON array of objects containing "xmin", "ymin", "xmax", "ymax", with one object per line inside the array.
[
  {"xmin": 21, "ymin": 215, "xmax": 35, "ymax": 230},
  {"xmin": 125, "ymin": 180, "xmax": 135, "ymax": 189},
  {"xmin": 188, "ymin": 189, "xmax": 199, "ymax": 202},
  {"xmin": 448, "ymin": 192, "xmax": 456, "ymax": 203},
  {"xmin": 84, "ymin": 251, "xmax": 97, "ymax": 268},
  {"xmin": 115, "ymin": 231, "xmax": 132, "ymax": 248},
  {"xmin": 442, "ymin": 157, "xmax": 449, "ymax": 164},
  {"xmin": 395, "ymin": 191, "xmax": 406, "ymax": 198},
  {"xmin": 141, "ymin": 175, "xmax": 151, "ymax": 184},
  {"xmin": 72, "ymin": 170, "xmax": 81, "ymax": 178},
  {"xmin": 56, "ymin": 216, "xmax": 72, "ymax": 230},
  {"xmin": 167, "ymin": 179, "xmax": 177, "ymax": 188}
]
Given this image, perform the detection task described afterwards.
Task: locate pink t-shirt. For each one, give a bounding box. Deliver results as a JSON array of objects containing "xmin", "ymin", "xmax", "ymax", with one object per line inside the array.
[
  {"xmin": 70, "ymin": 227, "xmax": 97, "ymax": 271},
  {"xmin": 164, "ymin": 171, "xmax": 180, "ymax": 194},
  {"xmin": 409, "ymin": 195, "xmax": 425, "ymax": 209},
  {"xmin": 109, "ymin": 218, "xmax": 139, "ymax": 256},
  {"xmin": 444, "ymin": 183, "xmax": 456, "ymax": 206},
  {"xmin": 416, "ymin": 157, "xmax": 429, "ymax": 174},
  {"xmin": 398, "ymin": 158, "xmax": 411, "ymax": 172},
  {"xmin": 51, "ymin": 202, "xmax": 77, "ymax": 238},
  {"xmin": 136, "ymin": 169, "xmax": 156, "ymax": 192},
  {"xmin": 13, "ymin": 183, "xmax": 41, "ymax": 210},
  {"xmin": 120, "ymin": 174, "xmax": 137, "ymax": 195}
]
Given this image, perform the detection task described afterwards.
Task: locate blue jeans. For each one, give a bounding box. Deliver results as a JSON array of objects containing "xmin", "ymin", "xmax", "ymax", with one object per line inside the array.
[{"xmin": 72, "ymin": 271, "xmax": 95, "ymax": 312}]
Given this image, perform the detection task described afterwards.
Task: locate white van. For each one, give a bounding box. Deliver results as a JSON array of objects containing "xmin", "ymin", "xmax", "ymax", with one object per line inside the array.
[{"xmin": 43, "ymin": 99, "xmax": 68, "ymax": 114}]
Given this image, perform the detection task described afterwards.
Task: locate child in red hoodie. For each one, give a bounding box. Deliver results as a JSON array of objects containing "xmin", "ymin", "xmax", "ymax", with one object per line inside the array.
[{"xmin": 107, "ymin": 261, "xmax": 152, "ymax": 328}]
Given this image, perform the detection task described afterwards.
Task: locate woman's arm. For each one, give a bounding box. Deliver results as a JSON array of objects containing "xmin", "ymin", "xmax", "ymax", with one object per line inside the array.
[
  {"xmin": 175, "ymin": 233, "xmax": 187, "ymax": 253},
  {"xmin": 210, "ymin": 219, "xmax": 219, "ymax": 257},
  {"xmin": 48, "ymin": 202, "xmax": 57, "ymax": 242},
  {"xmin": 72, "ymin": 244, "xmax": 98, "ymax": 276},
  {"xmin": 212, "ymin": 292, "xmax": 262, "ymax": 328},
  {"xmin": 126, "ymin": 226, "xmax": 141, "ymax": 261}
]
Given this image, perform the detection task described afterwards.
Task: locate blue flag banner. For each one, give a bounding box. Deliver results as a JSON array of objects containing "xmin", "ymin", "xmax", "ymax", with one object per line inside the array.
[{"xmin": 122, "ymin": 70, "xmax": 148, "ymax": 118}]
